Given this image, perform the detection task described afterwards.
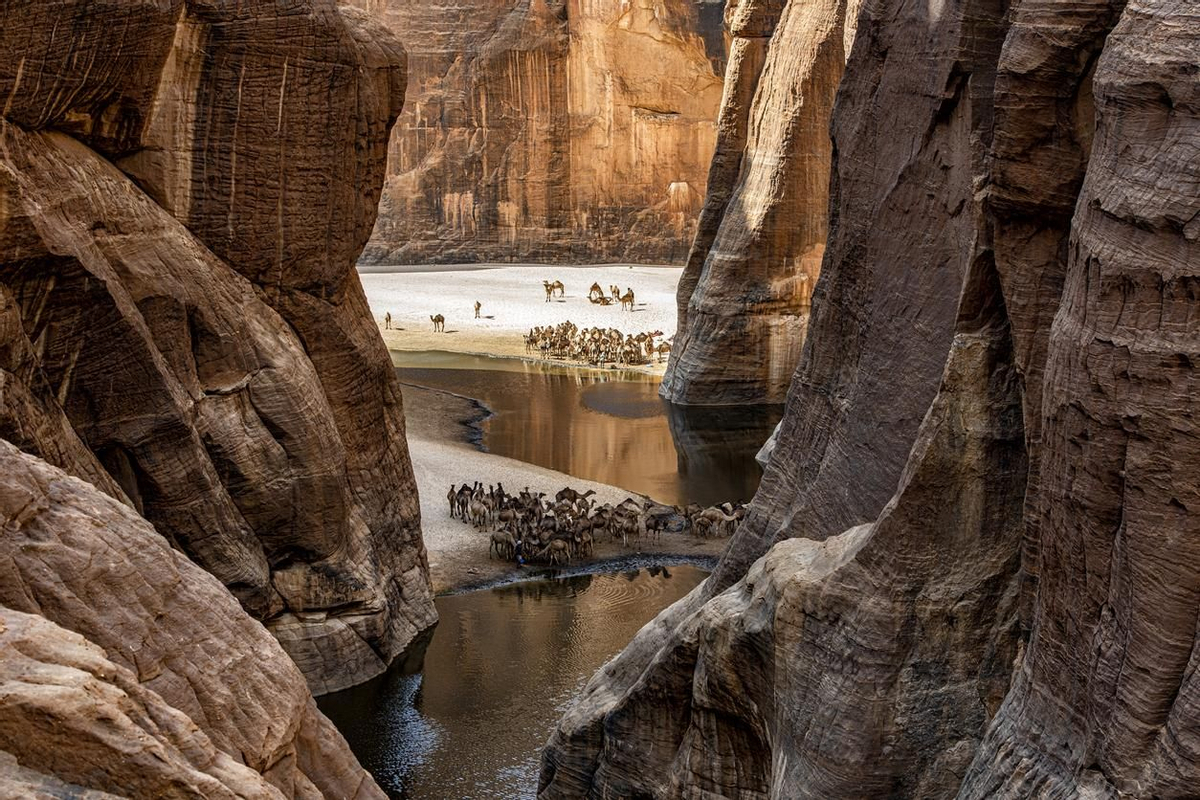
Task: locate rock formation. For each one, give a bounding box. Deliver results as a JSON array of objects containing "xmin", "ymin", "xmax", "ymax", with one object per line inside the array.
[
  {"xmin": 660, "ymin": 0, "xmax": 860, "ymax": 405},
  {"xmin": 354, "ymin": 0, "xmax": 726, "ymax": 265},
  {"xmin": 0, "ymin": 0, "xmax": 436, "ymax": 696},
  {"xmin": 541, "ymin": 0, "xmax": 1198, "ymax": 796},
  {"xmin": 0, "ymin": 442, "xmax": 384, "ymax": 797}
]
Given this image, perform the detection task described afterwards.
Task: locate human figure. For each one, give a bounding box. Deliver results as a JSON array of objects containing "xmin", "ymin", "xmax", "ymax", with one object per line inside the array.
[
  {"xmin": 384, "ymin": 311, "xmax": 392, "ymax": 330},
  {"xmin": 475, "ymin": 300, "xmax": 482, "ymax": 319}
]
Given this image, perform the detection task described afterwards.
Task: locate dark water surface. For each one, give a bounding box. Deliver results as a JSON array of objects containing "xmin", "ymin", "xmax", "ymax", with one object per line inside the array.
[
  {"xmin": 392, "ymin": 351, "xmax": 782, "ymax": 506},
  {"xmin": 318, "ymin": 564, "xmax": 708, "ymax": 799}
]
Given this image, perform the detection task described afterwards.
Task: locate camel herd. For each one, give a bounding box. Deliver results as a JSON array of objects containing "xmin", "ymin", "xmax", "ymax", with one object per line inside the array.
[
  {"xmin": 587, "ymin": 282, "xmax": 636, "ymax": 310},
  {"xmin": 524, "ymin": 321, "xmax": 671, "ymax": 366},
  {"xmin": 447, "ymin": 482, "xmax": 746, "ymax": 566}
]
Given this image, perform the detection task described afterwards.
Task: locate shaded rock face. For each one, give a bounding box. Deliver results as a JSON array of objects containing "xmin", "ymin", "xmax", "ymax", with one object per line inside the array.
[
  {"xmin": 541, "ymin": 0, "xmax": 1198, "ymax": 796},
  {"xmin": 0, "ymin": 442, "xmax": 384, "ymax": 798},
  {"xmin": 0, "ymin": 0, "xmax": 436, "ymax": 694},
  {"xmin": 353, "ymin": 0, "xmax": 726, "ymax": 265},
  {"xmin": 660, "ymin": 0, "xmax": 859, "ymax": 405}
]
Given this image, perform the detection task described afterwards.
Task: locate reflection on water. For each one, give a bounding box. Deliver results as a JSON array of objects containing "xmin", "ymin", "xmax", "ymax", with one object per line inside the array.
[
  {"xmin": 393, "ymin": 351, "xmax": 782, "ymax": 506},
  {"xmin": 318, "ymin": 565, "xmax": 708, "ymax": 799}
]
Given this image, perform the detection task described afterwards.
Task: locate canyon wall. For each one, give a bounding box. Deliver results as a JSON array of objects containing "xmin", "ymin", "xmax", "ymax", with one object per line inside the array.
[
  {"xmin": 541, "ymin": 0, "xmax": 1199, "ymax": 796},
  {"xmin": 355, "ymin": 0, "xmax": 726, "ymax": 265},
  {"xmin": 0, "ymin": 0, "xmax": 435, "ymax": 708},
  {"xmin": 661, "ymin": 0, "xmax": 858, "ymax": 404}
]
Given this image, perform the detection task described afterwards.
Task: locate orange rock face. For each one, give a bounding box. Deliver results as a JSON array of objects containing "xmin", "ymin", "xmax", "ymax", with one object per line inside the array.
[{"xmin": 355, "ymin": 0, "xmax": 727, "ymax": 265}]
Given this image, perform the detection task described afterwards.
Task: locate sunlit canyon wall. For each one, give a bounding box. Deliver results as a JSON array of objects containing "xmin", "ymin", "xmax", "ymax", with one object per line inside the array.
[{"xmin": 353, "ymin": 0, "xmax": 727, "ymax": 265}]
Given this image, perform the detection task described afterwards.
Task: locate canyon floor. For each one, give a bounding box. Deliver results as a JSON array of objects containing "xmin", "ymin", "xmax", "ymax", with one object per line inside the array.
[
  {"xmin": 401, "ymin": 381, "xmax": 727, "ymax": 593},
  {"xmin": 360, "ymin": 263, "xmax": 683, "ymax": 373}
]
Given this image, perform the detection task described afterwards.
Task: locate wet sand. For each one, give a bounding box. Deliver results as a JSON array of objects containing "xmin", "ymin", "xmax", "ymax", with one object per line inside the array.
[
  {"xmin": 403, "ymin": 382, "xmax": 728, "ymax": 594},
  {"xmin": 361, "ymin": 263, "xmax": 682, "ymax": 374}
]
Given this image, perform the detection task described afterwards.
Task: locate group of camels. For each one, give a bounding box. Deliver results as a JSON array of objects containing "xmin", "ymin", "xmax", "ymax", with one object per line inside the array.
[
  {"xmin": 447, "ymin": 482, "xmax": 746, "ymax": 566},
  {"xmin": 524, "ymin": 322, "xmax": 671, "ymax": 366},
  {"xmin": 587, "ymin": 282, "xmax": 636, "ymax": 311}
]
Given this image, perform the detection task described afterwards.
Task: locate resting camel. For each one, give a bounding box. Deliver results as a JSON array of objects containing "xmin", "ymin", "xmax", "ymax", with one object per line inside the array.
[
  {"xmin": 588, "ymin": 282, "xmax": 604, "ymax": 301},
  {"xmin": 430, "ymin": 314, "xmax": 445, "ymax": 332},
  {"xmin": 620, "ymin": 289, "xmax": 635, "ymax": 311},
  {"xmin": 474, "ymin": 300, "xmax": 482, "ymax": 319}
]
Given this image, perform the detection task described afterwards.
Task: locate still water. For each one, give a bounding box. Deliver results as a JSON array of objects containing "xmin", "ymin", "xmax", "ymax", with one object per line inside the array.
[
  {"xmin": 392, "ymin": 351, "xmax": 782, "ymax": 506},
  {"xmin": 319, "ymin": 563, "xmax": 709, "ymax": 799}
]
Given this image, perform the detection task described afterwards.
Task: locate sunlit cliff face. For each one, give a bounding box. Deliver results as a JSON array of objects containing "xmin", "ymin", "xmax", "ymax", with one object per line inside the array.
[{"xmin": 352, "ymin": 0, "xmax": 727, "ymax": 265}]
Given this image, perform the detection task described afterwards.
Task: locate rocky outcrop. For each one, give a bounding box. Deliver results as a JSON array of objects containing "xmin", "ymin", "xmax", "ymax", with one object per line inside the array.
[
  {"xmin": 659, "ymin": 0, "xmax": 859, "ymax": 404},
  {"xmin": 541, "ymin": 0, "xmax": 1198, "ymax": 796},
  {"xmin": 354, "ymin": 0, "xmax": 726, "ymax": 265},
  {"xmin": 0, "ymin": 442, "xmax": 384, "ymax": 797},
  {"xmin": 0, "ymin": 0, "xmax": 435, "ymax": 693}
]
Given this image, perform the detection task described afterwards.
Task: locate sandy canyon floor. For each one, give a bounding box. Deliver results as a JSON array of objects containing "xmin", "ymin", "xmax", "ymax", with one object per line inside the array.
[
  {"xmin": 360, "ymin": 263, "xmax": 684, "ymax": 372},
  {"xmin": 360, "ymin": 262, "xmax": 724, "ymax": 593}
]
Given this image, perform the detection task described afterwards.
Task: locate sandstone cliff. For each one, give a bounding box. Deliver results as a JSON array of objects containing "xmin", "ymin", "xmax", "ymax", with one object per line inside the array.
[
  {"xmin": 0, "ymin": 442, "xmax": 384, "ymax": 797},
  {"xmin": 0, "ymin": 0, "xmax": 435, "ymax": 696},
  {"xmin": 661, "ymin": 0, "xmax": 859, "ymax": 405},
  {"xmin": 541, "ymin": 0, "xmax": 1198, "ymax": 795},
  {"xmin": 355, "ymin": 0, "xmax": 726, "ymax": 265}
]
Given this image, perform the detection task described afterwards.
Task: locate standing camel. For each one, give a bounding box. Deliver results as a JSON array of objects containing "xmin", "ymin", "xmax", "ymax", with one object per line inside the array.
[
  {"xmin": 430, "ymin": 314, "xmax": 445, "ymax": 332},
  {"xmin": 551, "ymin": 280, "xmax": 565, "ymax": 297},
  {"xmin": 620, "ymin": 289, "xmax": 635, "ymax": 311},
  {"xmin": 474, "ymin": 300, "xmax": 482, "ymax": 319},
  {"xmin": 384, "ymin": 312, "xmax": 392, "ymax": 330},
  {"xmin": 543, "ymin": 281, "xmax": 554, "ymax": 303}
]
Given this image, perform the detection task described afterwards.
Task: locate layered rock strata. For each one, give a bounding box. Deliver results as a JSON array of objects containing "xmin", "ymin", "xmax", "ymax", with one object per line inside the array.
[
  {"xmin": 355, "ymin": 0, "xmax": 726, "ymax": 265},
  {"xmin": 0, "ymin": 0, "xmax": 435, "ymax": 694},
  {"xmin": 0, "ymin": 442, "xmax": 384, "ymax": 798},
  {"xmin": 660, "ymin": 0, "xmax": 859, "ymax": 404},
  {"xmin": 541, "ymin": 0, "xmax": 1199, "ymax": 796}
]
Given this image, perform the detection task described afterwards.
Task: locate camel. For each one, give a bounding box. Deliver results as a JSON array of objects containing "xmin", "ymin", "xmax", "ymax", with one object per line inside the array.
[
  {"xmin": 551, "ymin": 280, "xmax": 565, "ymax": 297},
  {"xmin": 543, "ymin": 281, "xmax": 554, "ymax": 302},
  {"xmin": 384, "ymin": 312, "xmax": 392, "ymax": 330},
  {"xmin": 610, "ymin": 284, "xmax": 620, "ymax": 300},
  {"xmin": 588, "ymin": 282, "xmax": 604, "ymax": 301},
  {"xmin": 430, "ymin": 314, "xmax": 445, "ymax": 332},
  {"xmin": 656, "ymin": 341, "xmax": 672, "ymax": 362},
  {"xmin": 620, "ymin": 289, "xmax": 635, "ymax": 311},
  {"xmin": 556, "ymin": 487, "xmax": 596, "ymax": 505},
  {"xmin": 468, "ymin": 499, "xmax": 490, "ymax": 529},
  {"xmin": 474, "ymin": 300, "xmax": 482, "ymax": 319},
  {"xmin": 490, "ymin": 531, "xmax": 516, "ymax": 560},
  {"xmin": 694, "ymin": 507, "xmax": 738, "ymax": 538},
  {"xmin": 447, "ymin": 485, "xmax": 458, "ymax": 518},
  {"xmin": 537, "ymin": 538, "xmax": 571, "ymax": 566}
]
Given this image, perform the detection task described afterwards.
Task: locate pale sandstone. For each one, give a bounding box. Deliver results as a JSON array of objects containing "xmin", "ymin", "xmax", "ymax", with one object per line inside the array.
[{"xmin": 0, "ymin": 442, "xmax": 384, "ymax": 798}]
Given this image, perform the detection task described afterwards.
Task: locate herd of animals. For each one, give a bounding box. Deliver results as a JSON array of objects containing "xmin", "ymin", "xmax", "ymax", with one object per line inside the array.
[
  {"xmin": 447, "ymin": 482, "xmax": 746, "ymax": 566},
  {"xmin": 524, "ymin": 321, "xmax": 671, "ymax": 366},
  {"xmin": 381, "ymin": 278, "xmax": 671, "ymax": 367}
]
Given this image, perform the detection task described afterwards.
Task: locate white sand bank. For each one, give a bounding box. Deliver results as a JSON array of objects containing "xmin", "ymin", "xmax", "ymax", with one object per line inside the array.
[
  {"xmin": 360, "ymin": 263, "xmax": 683, "ymax": 367},
  {"xmin": 401, "ymin": 383, "xmax": 724, "ymax": 593}
]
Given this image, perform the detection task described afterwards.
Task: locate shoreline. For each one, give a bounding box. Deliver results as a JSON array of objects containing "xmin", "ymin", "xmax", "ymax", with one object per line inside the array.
[{"xmin": 402, "ymin": 381, "xmax": 728, "ymax": 594}]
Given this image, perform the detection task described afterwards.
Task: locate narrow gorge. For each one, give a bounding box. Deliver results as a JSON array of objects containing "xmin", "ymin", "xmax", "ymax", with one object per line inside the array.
[{"xmin": 0, "ymin": 0, "xmax": 1196, "ymax": 798}]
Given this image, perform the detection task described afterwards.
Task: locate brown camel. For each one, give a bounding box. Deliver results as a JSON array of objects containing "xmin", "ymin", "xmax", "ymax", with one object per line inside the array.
[
  {"xmin": 543, "ymin": 281, "xmax": 554, "ymax": 302},
  {"xmin": 384, "ymin": 312, "xmax": 392, "ymax": 330},
  {"xmin": 551, "ymin": 280, "xmax": 565, "ymax": 297},
  {"xmin": 474, "ymin": 300, "xmax": 482, "ymax": 318},
  {"xmin": 620, "ymin": 289, "xmax": 635, "ymax": 311},
  {"xmin": 430, "ymin": 314, "xmax": 445, "ymax": 332}
]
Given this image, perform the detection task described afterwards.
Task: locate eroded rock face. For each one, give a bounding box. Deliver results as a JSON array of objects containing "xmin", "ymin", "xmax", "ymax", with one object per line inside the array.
[
  {"xmin": 541, "ymin": 0, "xmax": 1198, "ymax": 795},
  {"xmin": 354, "ymin": 0, "xmax": 726, "ymax": 265},
  {"xmin": 0, "ymin": 0, "xmax": 435, "ymax": 693},
  {"xmin": 0, "ymin": 442, "xmax": 384, "ymax": 798},
  {"xmin": 659, "ymin": 0, "xmax": 860, "ymax": 405}
]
